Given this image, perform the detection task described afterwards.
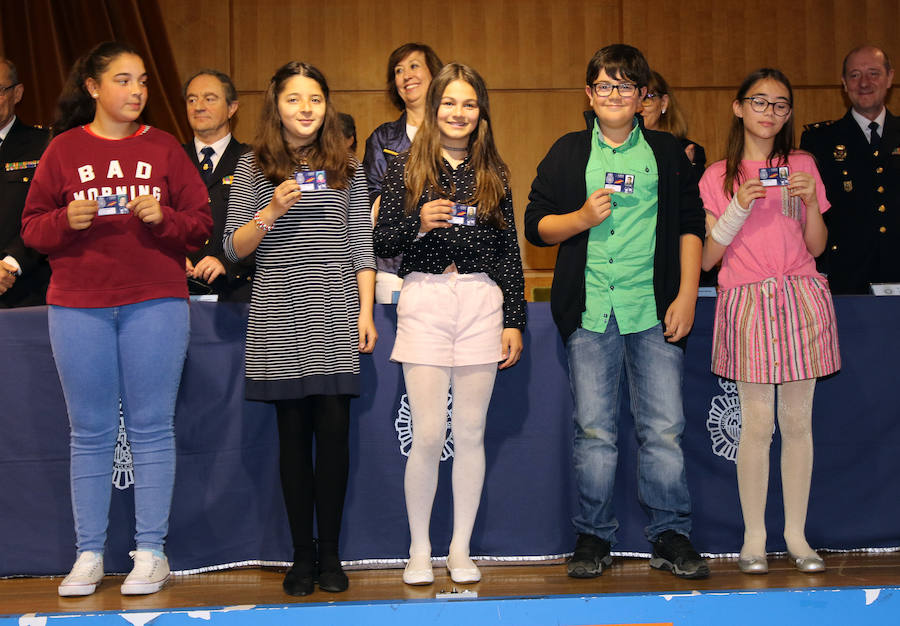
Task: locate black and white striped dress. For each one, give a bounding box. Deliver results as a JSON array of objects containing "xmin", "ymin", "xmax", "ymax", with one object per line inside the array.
[{"xmin": 224, "ymin": 153, "xmax": 375, "ymax": 400}]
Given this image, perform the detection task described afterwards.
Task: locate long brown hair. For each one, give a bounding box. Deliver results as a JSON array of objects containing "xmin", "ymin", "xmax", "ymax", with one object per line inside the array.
[
  {"xmin": 723, "ymin": 68, "xmax": 795, "ymax": 198},
  {"xmin": 404, "ymin": 63, "xmax": 509, "ymax": 228},
  {"xmin": 253, "ymin": 61, "xmax": 352, "ymax": 189}
]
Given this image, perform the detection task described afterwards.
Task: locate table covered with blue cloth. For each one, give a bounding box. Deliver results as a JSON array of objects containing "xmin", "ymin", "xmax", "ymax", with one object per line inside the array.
[{"xmin": 1, "ymin": 298, "xmax": 898, "ymax": 576}]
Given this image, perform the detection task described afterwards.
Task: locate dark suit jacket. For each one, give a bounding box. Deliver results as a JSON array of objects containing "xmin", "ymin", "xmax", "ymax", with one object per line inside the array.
[
  {"xmin": 800, "ymin": 108, "xmax": 900, "ymax": 294},
  {"xmin": 182, "ymin": 136, "xmax": 253, "ymax": 301},
  {"xmin": 0, "ymin": 119, "xmax": 50, "ymax": 307}
]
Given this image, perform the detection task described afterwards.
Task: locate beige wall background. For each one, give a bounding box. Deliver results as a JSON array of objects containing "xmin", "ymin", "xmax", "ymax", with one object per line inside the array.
[{"xmin": 159, "ymin": 0, "xmax": 898, "ymax": 272}]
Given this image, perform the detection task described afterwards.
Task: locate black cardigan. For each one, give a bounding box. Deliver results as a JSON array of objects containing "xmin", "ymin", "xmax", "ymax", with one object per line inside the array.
[{"xmin": 524, "ymin": 113, "xmax": 705, "ymax": 346}]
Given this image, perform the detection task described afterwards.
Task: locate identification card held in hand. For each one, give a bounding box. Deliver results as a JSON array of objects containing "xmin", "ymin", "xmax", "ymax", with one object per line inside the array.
[
  {"xmin": 604, "ymin": 172, "xmax": 635, "ymax": 194},
  {"xmin": 97, "ymin": 194, "xmax": 129, "ymax": 216}
]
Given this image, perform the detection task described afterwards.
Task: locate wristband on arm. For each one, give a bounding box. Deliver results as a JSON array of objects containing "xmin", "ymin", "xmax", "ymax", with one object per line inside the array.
[{"xmin": 710, "ymin": 195, "xmax": 752, "ymax": 246}]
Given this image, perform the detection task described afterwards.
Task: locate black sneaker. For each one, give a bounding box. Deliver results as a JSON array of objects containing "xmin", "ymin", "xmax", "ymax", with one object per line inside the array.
[
  {"xmin": 567, "ymin": 533, "xmax": 613, "ymax": 578},
  {"xmin": 649, "ymin": 530, "xmax": 710, "ymax": 579}
]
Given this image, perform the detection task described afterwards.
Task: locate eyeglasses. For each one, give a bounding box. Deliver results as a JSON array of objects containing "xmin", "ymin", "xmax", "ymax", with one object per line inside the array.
[
  {"xmin": 743, "ymin": 96, "xmax": 791, "ymax": 117},
  {"xmin": 591, "ymin": 82, "xmax": 637, "ymax": 98},
  {"xmin": 641, "ymin": 92, "xmax": 661, "ymax": 106},
  {"xmin": 0, "ymin": 83, "xmax": 18, "ymax": 97}
]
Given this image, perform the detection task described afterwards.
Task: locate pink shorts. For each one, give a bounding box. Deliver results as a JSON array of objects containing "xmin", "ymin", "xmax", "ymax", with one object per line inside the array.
[{"xmin": 391, "ymin": 272, "xmax": 504, "ymax": 367}]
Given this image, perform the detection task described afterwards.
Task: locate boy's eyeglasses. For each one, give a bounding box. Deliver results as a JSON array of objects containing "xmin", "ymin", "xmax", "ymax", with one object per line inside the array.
[
  {"xmin": 743, "ymin": 96, "xmax": 792, "ymax": 117},
  {"xmin": 591, "ymin": 82, "xmax": 637, "ymax": 98}
]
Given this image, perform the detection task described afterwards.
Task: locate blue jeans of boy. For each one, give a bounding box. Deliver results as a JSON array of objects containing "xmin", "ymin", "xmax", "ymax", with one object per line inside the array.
[
  {"xmin": 566, "ymin": 312, "xmax": 692, "ymax": 545},
  {"xmin": 48, "ymin": 298, "xmax": 189, "ymax": 555}
]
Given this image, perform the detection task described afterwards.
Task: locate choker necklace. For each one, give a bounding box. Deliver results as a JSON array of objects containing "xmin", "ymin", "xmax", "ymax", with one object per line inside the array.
[
  {"xmin": 296, "ymin": 145, "xmax": 312, "ymax": 167},
  {"xmin": 442, "ymin": 145, "xmax": 468, "ymax": 153}
]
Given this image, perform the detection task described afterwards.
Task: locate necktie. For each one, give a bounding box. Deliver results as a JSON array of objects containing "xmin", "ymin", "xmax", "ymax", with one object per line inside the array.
[
  {"xmin": 868, "ymin": 121, "xmax": 880, "ymax": 147},
  {"xmin": 199, "ymin": 146, "xmax": 215, "ymax": 184}
]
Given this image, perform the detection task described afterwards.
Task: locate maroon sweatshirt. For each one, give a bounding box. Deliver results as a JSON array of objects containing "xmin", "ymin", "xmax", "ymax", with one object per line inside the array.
[{"xmin": 22, "ymin": 125, "xmax": 212, "ymax": 307}]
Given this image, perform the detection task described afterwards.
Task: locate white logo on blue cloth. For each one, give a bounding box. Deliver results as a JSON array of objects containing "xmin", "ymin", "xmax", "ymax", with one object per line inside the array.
[
  {"xmin": 113, "ymin": 400, "xmax": 134, "ymax": 490},
  {"xmin": 707, "ymin": 378, "xmax": 742, "ymax": 463},
  {"xmin": 395, "ymin": 392, "xmax": 455, "ymax": 461}
]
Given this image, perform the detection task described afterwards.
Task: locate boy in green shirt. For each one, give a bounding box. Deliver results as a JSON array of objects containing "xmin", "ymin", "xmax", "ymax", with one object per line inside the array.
[{"xmin": 524, "ymin": 44, "xmax": 707, "ymax": 579}]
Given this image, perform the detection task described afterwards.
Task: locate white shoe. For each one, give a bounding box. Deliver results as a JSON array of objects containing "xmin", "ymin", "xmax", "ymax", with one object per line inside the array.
[
  {"xmin": 447, "ymin": 554, "xmax": 481, "ymax": 584},
  {"xmin": 58, "ymin": 551, "xmax": 104, "ymax": 597},
  {"xmin": 120, "ymin": 550, "xmax": 170, "ymax": 595},
  {"xmin": 402, "ymin": 554, "xmax": 434, "ymax": 585}
]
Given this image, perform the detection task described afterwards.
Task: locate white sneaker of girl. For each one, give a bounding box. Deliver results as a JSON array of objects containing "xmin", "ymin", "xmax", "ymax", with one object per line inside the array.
[
  {"xmin": 58, "ymin": 551, "xmax": 104, "ymax": 596},
  {"xmin": 120, "ymin": 550, "xmax": 170, "ymax": 595}
]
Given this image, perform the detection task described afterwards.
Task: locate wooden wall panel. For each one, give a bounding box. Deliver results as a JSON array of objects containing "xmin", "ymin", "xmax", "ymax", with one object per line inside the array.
[
  {"xmin": 158, "ymin": 0, "xmax": 900, "ymax": 271},
  {"xmin": 160, "ymin": 0, "xmax": 232, "ymax": 85}
]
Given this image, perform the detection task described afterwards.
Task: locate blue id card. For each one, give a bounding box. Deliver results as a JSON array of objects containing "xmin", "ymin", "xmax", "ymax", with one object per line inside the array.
[
  {"xmin": 759, "ymin": 166, "xmax": 789, "ymax": 187},
  {"xmin": 97, "ymin": 194, "xmax": 129, "ymax": 216},
  {"xmin": 295, "ymin": 170, "xmax": 328, "ymax": 191},
  {"xmin": 449, "ymin": 203, "xmax": 477, "ymax": 226},
  {"xmin": 604, "ymin": 172, "xmax": 635, "ymax": 194}
]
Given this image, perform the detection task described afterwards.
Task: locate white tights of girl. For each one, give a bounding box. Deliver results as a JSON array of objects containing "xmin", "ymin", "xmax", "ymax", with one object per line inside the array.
[
  {"xmin": 736, "ymin": 379, "xmax": 818, "ymax": 559},
  {"xmin": 402, "ymin": 362, "xmax": 497, "ymax": 571}
]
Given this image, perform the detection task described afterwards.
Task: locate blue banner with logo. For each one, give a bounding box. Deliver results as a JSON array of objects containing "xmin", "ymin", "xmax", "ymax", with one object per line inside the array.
[{"xmin": 1, "ymin": 299, "xmax": 898, "ymax": 576}]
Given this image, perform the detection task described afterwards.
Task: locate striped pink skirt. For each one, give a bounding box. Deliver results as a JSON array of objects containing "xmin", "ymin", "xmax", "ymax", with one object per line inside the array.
[{"xmin": 712, "ymin": 275, "xmax": 841, "ymax": 383}]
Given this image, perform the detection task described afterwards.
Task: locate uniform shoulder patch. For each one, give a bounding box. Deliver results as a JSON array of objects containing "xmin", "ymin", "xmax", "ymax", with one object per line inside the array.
[{"xmin": 803, "ymin": 119, "xmax": 836, "ymax": 132}]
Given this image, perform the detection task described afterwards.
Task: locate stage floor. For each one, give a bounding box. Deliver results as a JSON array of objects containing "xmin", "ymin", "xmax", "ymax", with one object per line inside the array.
[{"xmin": 2, "ymin": 552, "xmax": 899, "ymax": 616}]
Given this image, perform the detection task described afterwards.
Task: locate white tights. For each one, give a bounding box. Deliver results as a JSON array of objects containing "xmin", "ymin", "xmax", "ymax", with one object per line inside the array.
[
  {"xmin": 736, "ymin": 379, "xmax": 817, "ymax": 558},
  {"xmin": 402, "ymin": 362, "xmax": 497, "ymax": 567}
]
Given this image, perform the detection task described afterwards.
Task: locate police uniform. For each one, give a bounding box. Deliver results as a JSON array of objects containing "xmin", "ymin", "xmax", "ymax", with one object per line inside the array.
[
  {"xmin": 0, "ymin": 119, "xmax": 50, "ymax": 307},
  {"xmin": 182, "ymin": 136, "xmax": 253, "ymax": 302},
  {"xmin": 799, "ymin": 109, "xmax": 900, "ymax": 294}
]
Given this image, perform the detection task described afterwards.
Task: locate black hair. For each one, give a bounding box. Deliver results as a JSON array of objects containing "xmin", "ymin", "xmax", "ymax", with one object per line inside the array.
[
  {"xmin": 53, "ymin": 41, "xmax": 142, "ymax": 137},
  {"xmin": 585, "ymin": 44, "xmax": 651, "ymax": 88}
]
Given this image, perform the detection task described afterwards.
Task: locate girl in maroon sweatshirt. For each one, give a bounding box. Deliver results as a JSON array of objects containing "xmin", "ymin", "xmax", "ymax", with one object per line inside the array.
[{"xmin": 21, "ymin": 41, "xmax": 211, "ymax": 597}]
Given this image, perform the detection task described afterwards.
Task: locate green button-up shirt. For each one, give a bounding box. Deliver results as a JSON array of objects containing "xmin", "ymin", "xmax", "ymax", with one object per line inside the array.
[{"xmin": 582, "ymin": 119, "xmax": 660, "ymax": 334}]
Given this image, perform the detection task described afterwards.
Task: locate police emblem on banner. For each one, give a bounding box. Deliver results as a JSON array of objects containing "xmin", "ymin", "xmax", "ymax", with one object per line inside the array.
[
  {"xmin": 707, "ymin": 378, "xmax": 742, "ymax": 463},
  {"xmin": 395, "ymin": 391, "xmax": 454, "ymax": 461},
  {"xmin": 113, "ymin": 399, "xmax": 134, "ymax": 490}
]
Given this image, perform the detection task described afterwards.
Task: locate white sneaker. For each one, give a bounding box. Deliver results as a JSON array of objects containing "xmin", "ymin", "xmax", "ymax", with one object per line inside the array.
[
  {"xmin": 120, "ymin": 550, "xmax": 170, "ymax": 595},
  {"xmin": 58, "ymin": 551, "xmax": 104, "ymax": 597}
]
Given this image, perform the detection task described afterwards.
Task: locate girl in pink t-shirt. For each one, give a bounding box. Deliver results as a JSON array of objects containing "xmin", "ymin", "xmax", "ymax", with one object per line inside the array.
[{"xmin": 699, "ymin": 69, "xmax": 840, "ymax": 576}]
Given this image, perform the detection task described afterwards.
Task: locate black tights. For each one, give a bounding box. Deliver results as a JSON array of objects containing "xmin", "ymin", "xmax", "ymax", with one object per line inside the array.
[{"xmin": 275, "ymin": 395, "xmax": 350, "ymax": 562}]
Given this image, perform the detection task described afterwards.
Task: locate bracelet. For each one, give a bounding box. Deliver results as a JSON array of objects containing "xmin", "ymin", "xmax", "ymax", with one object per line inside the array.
[{"xmin": 253, "ymin": 210, "xmax": 274, "ymax": 233}]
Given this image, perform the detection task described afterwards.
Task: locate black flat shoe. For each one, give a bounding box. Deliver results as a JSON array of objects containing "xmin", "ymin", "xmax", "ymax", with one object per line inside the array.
[
  {"xmin": 317, "ymin": 566, "xmax": 348, "ymax": 593},
  {"xmin": 317, "ymin": 546, "xmax": 348, "ymax": 593},
  {"xmin": 283, "ymin": 546, "xmax": 316, "ymax": 597},
  {"xmin": 282, "ymin": 565, "xmax": 315, "ymax": 596}
]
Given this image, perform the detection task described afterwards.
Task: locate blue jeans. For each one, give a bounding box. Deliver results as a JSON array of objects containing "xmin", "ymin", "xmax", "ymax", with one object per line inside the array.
[
  {"xmin": 48, "ymin": 299, "xmax": 189, "ymax": 554},
  {"xmin": 566, "ymin": 312, "xmax": 692, "ymax": 544}
]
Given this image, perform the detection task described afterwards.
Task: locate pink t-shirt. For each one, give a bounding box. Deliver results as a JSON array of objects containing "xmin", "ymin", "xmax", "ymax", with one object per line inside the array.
[{"xmin": 699, "ymin": 152, "xmax": 829, "ymax": 291}]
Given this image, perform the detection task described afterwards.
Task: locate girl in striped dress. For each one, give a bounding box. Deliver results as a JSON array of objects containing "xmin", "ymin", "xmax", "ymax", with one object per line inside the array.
[
  {"xmin": 699, "ymin": 68, "xmax": 840, "ymax": 575},
  {"xmin": 224, "ymin": 62, "xmax": 376, "ymax": 596}
]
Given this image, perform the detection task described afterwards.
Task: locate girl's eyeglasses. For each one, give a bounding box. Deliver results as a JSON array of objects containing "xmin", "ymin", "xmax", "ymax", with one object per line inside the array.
[
  {"xmin": 641, "ymin": 92, "xmax": 661, "ymax": 106},
  {"xmin": 743, "ymin": 96, "xmax": 792, "ymax": 117}
]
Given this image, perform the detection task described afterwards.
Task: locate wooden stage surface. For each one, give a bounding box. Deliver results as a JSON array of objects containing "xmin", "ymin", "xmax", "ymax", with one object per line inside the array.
[{"xmin": 2, "ymin": 552, "xmax": 899, "ymax": 616}]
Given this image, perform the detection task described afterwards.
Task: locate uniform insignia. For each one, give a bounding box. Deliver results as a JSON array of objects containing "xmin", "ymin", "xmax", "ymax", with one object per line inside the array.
[
  {"xmin": 803, "ymin": 120, "xmax": 835, "ymax": 132},
  {"xmin": 202, "ymin": 163, "xmax": 210, "ymax": 170},
  {"xmin": 833, "ymin": 145, "xmax": 847, "ymax": 161},
  {"xmin": 843, "ymin": 180, "xmax": 853, "ymax": 192},
  {"xmin": 4, "ymin": 159, "xmax": 40, "ymax": 171},
  {"xmin": 222, "ymin": 175, "xmax": 234, "ymax": 185}
]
